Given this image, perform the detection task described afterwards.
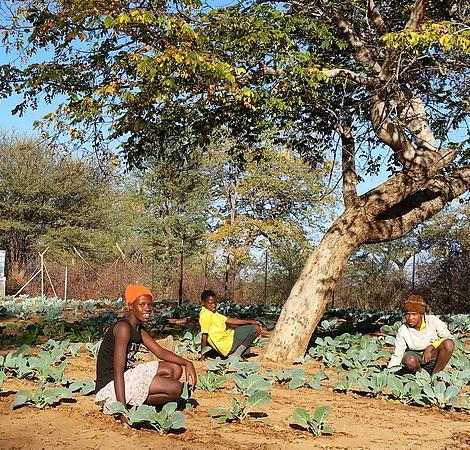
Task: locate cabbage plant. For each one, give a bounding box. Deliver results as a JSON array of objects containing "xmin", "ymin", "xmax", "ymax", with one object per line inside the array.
[
  {"xmin": 110, "ymin": 401, "xmax": 184, "ymax": 434},
  {"xmin": 292, "ymin": 406, "xmax": 333, "ymax": 436}
]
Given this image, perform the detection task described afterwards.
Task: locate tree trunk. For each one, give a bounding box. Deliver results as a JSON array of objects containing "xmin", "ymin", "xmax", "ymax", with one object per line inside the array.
[{"xmin": 264, "ymin": 210, "xmax": 363, "ymax": 362}]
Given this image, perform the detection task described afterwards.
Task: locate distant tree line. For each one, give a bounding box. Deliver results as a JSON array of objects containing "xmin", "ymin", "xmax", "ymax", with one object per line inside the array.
[
  {"xmin": 1, "ymin": 132, "xmax": 467, "ymax": 311},
  {"xmin": 0, "ymin": 132, "xmax": 335, "ymax": 301},
  {"xmin": 336, "ymin": 207, "xmax": 470, "ymax": 314}
]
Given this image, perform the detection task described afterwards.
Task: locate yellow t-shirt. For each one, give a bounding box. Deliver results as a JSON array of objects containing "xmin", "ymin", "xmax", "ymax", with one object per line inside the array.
[
  {"xmin": 419, "ymin": 318, "xmax": 444, "ymax": 348},
  {"xmin": 199, "ymin": 306, "xmax": 234, "ymax": 356}
]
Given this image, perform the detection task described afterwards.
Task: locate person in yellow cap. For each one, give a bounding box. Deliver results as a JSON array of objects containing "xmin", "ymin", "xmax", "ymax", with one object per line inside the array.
[
  {"xmin": 95, "ymin": 284, "xmax": 197, "ymax": 420},
  {"xmin": 387, "ymin": 294, "xmax": 454, "ymax": 374}
]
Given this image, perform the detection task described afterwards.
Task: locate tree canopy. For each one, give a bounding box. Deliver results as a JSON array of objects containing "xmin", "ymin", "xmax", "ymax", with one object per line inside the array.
[{"xmin": 1, "ymin": 1, "xmax": 469, "ymax": 170}]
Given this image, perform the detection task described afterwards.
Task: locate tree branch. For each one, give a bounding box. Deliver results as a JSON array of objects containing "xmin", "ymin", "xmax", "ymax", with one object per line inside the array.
[
  {"xmin": 324, "ymin": 8, "xmax": 382, "ymax": 73},
  {"xmin": 337, "ymin": 123, "xmax": 359, "ymax": 208},
  {"xmin": 322, "ymin": 68, "xmax": 379, "ymax": 86},
  {"xmin": 394, "ymin": 91, "xmax": 438, "ymax": 152},
  {"xmin": 367, "ymin": 0, "xmax": 387, "ymax": 35},
  {"xmin": 364, "ymin": 165, "xmax": 470, "ymax": 243},
  {"xmin": 370, "ymin": 94, "xmax": 417, "ymax": 165},
  {"xmin": 359, "ymin": 147, "xmax": 457, "ymax": 216},
  {"xmin": 405, "ymin": 0, "xmax": 426, "ymax": 31},
  {"xmin": 370, "ymin": 92, "xmax": 454, "ymax": 176}
]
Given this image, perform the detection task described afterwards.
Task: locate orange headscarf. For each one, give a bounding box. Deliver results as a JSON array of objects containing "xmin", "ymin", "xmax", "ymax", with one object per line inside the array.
[{"xmin": 124, "ymin": 284, "xmax": 154, "ymax": 307}]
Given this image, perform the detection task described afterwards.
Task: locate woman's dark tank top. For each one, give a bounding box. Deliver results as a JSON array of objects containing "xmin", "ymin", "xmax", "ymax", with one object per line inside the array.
[{"xmin": 95, "ymin": 317, "xmax": 143, "ymax": 392}]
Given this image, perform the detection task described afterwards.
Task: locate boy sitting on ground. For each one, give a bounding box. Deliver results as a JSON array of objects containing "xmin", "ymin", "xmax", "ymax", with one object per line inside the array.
[
  {"xmin": 387, "ymin": 294, "xmax": 454, "ymax": 375},
  {"xmin": 199, "ymin": 289, "xmax": 262, "ymax": 359}
]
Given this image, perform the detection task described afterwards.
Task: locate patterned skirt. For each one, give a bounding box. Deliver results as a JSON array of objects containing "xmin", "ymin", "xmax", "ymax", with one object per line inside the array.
[{"xmin": 95, "ymin": 360, "xmax": 159, "ymax": 414}]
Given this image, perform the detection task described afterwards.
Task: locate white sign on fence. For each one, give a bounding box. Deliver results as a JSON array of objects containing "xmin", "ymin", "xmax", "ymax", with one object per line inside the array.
[
  {"xmin": 0, "ymin": 250, "xmax": 5, "ymax": 277},
  {"xmin": 0, "ymin": 249, "xmax": 5, "ymax": 296}
]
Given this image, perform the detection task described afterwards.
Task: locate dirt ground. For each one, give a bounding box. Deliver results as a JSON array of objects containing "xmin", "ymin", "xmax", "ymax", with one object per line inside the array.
[{"xmin": 1, "ymin": 347, "xmax": 469, "ymax": 450}]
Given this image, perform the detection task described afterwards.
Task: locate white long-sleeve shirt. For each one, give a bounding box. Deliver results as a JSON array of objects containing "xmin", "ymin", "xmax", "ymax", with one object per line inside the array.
[{"xmin": 387, "ymin": 314, "xmax": 453, "ymax": 368}]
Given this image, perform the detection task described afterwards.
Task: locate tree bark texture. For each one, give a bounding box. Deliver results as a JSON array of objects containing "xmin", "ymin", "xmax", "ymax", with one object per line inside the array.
[{"xmin": 263, "ymin": 211, "xmax": 363, "ymax": 361}]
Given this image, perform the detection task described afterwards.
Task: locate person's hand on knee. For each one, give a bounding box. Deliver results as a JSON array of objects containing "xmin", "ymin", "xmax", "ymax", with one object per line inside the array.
[{"xmin": 422, "ymin": 345, "xmax": 434, "ymax": 363}]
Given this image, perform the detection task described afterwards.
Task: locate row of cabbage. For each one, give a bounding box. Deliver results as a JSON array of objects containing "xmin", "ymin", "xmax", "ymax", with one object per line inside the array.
[
  {"xmin": 2, "ymin": 329, "xmax": 469, "ymax": 436},
  {"xmin": 0, "ymin": 295, "xmax": 118, "ymax": 320},
  {"xmin": 0, "ymin": 338, "xmax": 331, "ymax": 436},
  {"xmin": 173, "ymin": 331, "xmax": 470, "ymax": 411},
  {"xmin": 2, "ymin": 296, "xmax": 469, "ymax": 339},
  {"xmin": 0, "ymin": 340, "xmax": 96, "ymax": 410},
  {"xmin": 109, "ymin": 353, "xmax": 333, "ymax": 435}
]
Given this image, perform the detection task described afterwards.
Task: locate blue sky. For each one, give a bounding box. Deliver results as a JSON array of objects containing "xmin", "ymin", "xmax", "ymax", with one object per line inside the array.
[
  {"xmin": 1, "ymin": 95, "xmax": 52, "ymax": 137},
  {"xmin": 0, "ymin": 43, "xmax": 55, "ymax": 136}
]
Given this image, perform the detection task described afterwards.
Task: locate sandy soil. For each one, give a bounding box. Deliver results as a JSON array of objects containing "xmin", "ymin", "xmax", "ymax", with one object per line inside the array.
[{"xmin": 1, "ymin": 347, "xmax": 469, "ymax": 450}]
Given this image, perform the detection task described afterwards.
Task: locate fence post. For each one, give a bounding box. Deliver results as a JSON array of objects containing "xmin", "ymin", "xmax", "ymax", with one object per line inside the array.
[
  {"xmin": 64, "ymin": 265, "xmax": 68, "ymax": 301},
  {"xmin": 178, "ymin": 244, "xmax": 184, "ymax": 306},
  {"xmin": 264, "ymin": 250, "xmax": 268, "ymax": 304},
  {"xmin": 38, "ymin": 248, "xmax": 49, "ymax": 297}
]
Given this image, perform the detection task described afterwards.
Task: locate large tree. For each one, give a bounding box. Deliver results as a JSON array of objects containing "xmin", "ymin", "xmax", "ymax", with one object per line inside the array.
[{"xmin": 1, "ymin": 0, "xmax": 469, "ymax": 361}]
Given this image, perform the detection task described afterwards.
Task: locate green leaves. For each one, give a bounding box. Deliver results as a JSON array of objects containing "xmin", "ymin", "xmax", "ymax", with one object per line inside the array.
[
  {"xmin": 10, "ymin": 390, "xmax": 31, "ymax": 409},
  {"xmin": 197, "ymin": 373, "xmax": 227, "ymax": 392},
  {"xmin": 67, "ymin": 380, "xmax": 95, "ymax": 395},
  {"xmin": 307, "ymin": 370, "xmax": 328, "ymax": 390},
  {"xmin": 247, "ymin": 390, "xmax": 271, "ymax": 408},
  {"xmin": 109, "ymin": 401, "xmax": 185, "ymax": 434},
  {"xmin": 334, "ymin": 373, "xmax": 359, "ymax": 394},
  {"xmin": 206, "ymin": 356, "xmax": 261, "ymax": 377},
  {"xmin": 231, "ymin": 373, "xmax": 272, "ymax": 396},
  {"xmin": 332, "ymin": 364, "xmax": 467, "ymax": 410},
  {"xmin": 421, "ymin": 380, "xmax": 461, "ymax": 408},
  {"xmin": 208, "ymin": 390, "xmax": 272, "ymax": 423},
  {"xmin": 0, "ymin": 137, "xmax": 119, "ymax": 265},
  {"xmin": 11, "ymin": 384, "xmax": 74, "ymax": 409},
  {"xmin": 381, "ymin": 22, "xmax": 470, "ymax": 55},
  {"xmin": 1, "ymin": 345, "xmax": 67, "ymax": 383},
  {"xmin": 386, "ymin": 374, "xmax": 404, "ymax": 397},
  {"xmin": 207, "ymin": 360, "xmax": 271, "ymax": 423},
  {"xmin": 309, "ymin": 334, "xmax": 393, "ymax": 373},
  {"xmin": 292, "ymin": 407, "xmax": 309, "ymax": 424},
  {"xmin": 292, "ymin": 406, "xmax": 333, "ymax": 436},
  {"xmin": 1, "ymin": 346, "xmax": 35, "ymax": 379},
  {"xmin": 266, "ymin": 368, "xmax": 306, "ymax": 389},
  {"xmin": 1, "ymin": 339, "xmax": 98, "ymax": 402},
  {"xmin": 175, "ymin": 331, "xmax": 211, "ymax": 360}
]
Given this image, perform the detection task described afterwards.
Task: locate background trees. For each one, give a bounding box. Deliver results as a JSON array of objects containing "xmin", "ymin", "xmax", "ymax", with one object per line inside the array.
[
  {"xmin": 129, "ymin": 156, "xmax": 210, "ymax": 296},
  {"xmin": 335, "ymin": 207, "xmax": 470, "ymax": 314},
  {"xmin": 0, "ymin": 134, "xmax": 116, "ymax": 269},
  {"xmin": 416, "ymin": 206, "xmax": 470, "ymax": 313},
  {"xmin": 335, "ymin": 243, "xmax": 410, "ymax": 311},
  {"xmin": 0, "ymin": 131, "xmax": 334, "ymax": 301},
  {"xmin": 206, "ymin": 142, "xmax": 336, "ymax": 299}
]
